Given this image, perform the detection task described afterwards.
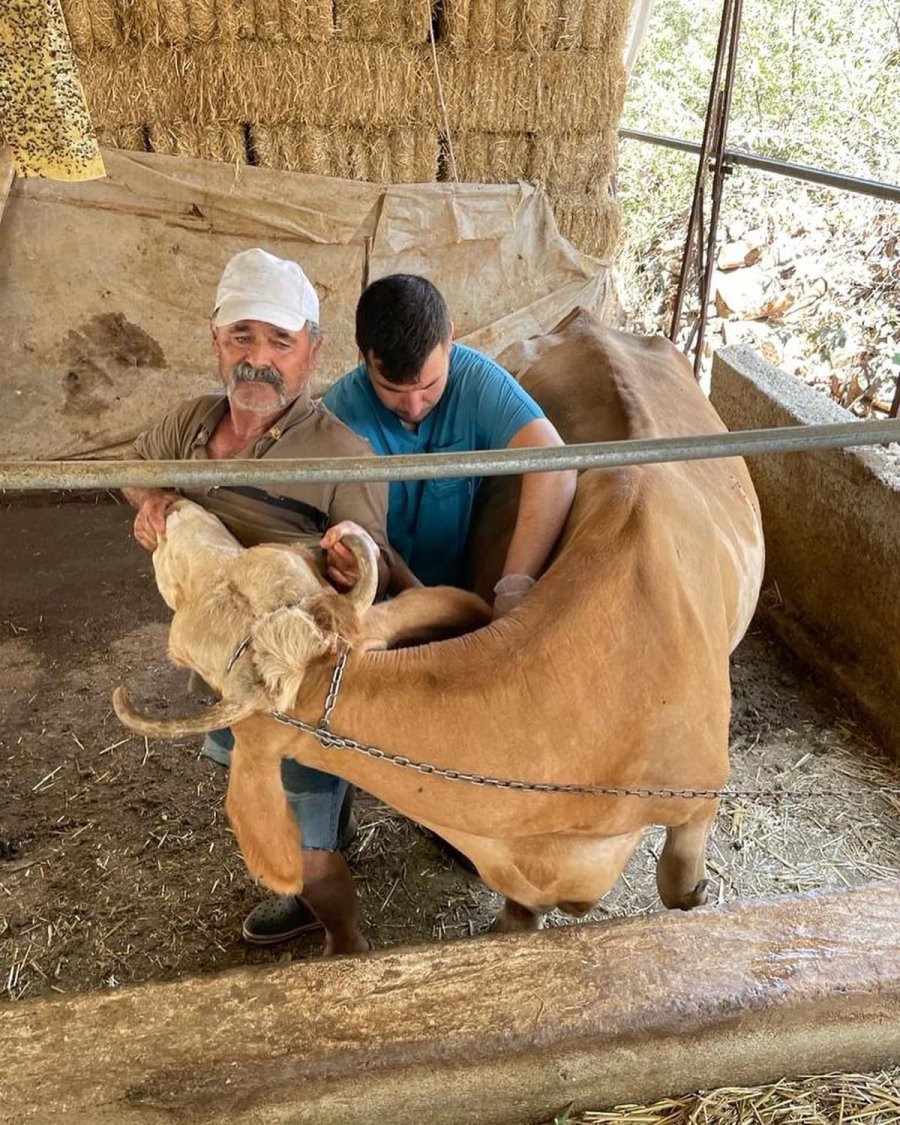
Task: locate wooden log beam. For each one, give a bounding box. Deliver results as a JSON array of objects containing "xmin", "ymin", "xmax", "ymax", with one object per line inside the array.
[{"xmin": 2, "ymin": 881, "xmax": 899, "ymax": 1124}]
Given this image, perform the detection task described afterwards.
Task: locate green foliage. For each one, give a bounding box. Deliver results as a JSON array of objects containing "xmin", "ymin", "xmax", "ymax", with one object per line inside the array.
[{"xmin": 618, "ymin": 0, "xmax": 900, "ymax": 261}]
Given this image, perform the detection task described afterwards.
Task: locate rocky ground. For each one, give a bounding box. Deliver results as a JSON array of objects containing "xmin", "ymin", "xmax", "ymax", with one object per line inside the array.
[{"xmin": 620, "ymin": 176, "xmax": 899, "ymax": 415}]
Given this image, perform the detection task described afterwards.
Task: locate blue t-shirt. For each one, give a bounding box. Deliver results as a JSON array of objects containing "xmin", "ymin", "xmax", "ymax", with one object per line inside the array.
[{"xmin": 323, "ymin": 344, "xmax": 543, "ymax": 586}]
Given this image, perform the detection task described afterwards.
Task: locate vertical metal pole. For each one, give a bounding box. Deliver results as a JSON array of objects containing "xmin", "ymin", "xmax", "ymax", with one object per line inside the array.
[
  {"xmin": 692, "ymin": 0, "xmax": 743, "ymax": 379},
  {"xmin": 890, "ymin": 376, "xmax": 900, "ymax": 419},
  {"xmin": 668, "ymin": 0, "xmax": 734, "ymax": 343}
]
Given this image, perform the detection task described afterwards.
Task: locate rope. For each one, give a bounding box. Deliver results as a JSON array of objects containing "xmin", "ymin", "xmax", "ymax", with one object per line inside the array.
[{"xmin": 426, "ymin": 3, "xmax": 459, "ymax": 182}]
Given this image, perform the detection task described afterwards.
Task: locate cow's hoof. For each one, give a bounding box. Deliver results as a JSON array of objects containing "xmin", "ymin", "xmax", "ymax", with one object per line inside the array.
[
  {"xmin": 489, "ymin": 901, "xmax": 543, "ymax": 932},
  {"xmin": 675, "ymin": 878, "xmax": 710, "ymax": 911}
]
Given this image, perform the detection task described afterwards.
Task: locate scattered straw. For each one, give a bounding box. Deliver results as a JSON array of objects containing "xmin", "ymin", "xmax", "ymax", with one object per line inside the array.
[{"xmin": 569, "ymin": 1069, "xmax": 900, "ymax": 1124}]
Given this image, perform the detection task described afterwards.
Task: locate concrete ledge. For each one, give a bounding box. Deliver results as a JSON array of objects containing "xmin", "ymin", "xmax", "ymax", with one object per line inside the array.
[
  {"xmin": 711, "ymin": 346, "xmax": 900, "ymax": 759},
  {"xmin": 2, "ymin": 881, "xmax": 899, "ymax": 1124}
]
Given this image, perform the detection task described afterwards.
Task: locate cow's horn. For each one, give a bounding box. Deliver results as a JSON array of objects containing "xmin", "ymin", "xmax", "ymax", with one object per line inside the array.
[
  {"xmin": 112, "ymin": 686, "xmax": 254, "ymax": 737},
  {"xmin": 341, "ymin": 532, "xmax": 379, "ymax": 613}
]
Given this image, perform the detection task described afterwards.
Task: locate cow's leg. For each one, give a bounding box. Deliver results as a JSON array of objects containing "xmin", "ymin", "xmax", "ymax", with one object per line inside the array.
[
  {"xmin": 485, "ymin": 831, "xmax": 644, "ymax": 931},
  {"xmin": 490, "ymin": 899, "xmax": 544, "ymax": 933},
  {"xmin": 225, "ymin": 724, "xmax": 305, "ymax": 894},
  {"xmin": 656, "ymin": 799, "xmax": 719, "ymax": 910},
  {"xmin": 360, "ymin": 587, "xmax": 492, "ymax": 649}
]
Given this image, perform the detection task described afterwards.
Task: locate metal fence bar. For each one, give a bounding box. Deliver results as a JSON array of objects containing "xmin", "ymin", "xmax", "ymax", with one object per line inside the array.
[
  {"xmin": 2, "ymin": 420, "xmax": 898, "ymax": 492},
  {"xmin": 618, "ymin": 128, "xmax": 900, "ymax": 203}
]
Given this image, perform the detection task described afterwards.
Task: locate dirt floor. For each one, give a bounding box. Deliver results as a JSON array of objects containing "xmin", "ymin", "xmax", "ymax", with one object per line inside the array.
[{"xmin": 2, "ymin": 496, "xmax": 899, "ymax": 1006}]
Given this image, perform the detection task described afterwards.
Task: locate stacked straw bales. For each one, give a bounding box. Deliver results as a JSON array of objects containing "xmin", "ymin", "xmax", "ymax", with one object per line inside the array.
[{"xmin": 61, "ymin": 0, "xmax": 630, "ymax": 259}]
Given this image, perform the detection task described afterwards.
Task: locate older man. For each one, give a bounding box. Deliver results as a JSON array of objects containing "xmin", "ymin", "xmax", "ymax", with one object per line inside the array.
[
  {"xmin": 324, "ymin": 274, "xmax": 577, "ymax": 610},
  {"xmin": 123, "ymin": 248, "xmax": 382, "ymax": 956}
]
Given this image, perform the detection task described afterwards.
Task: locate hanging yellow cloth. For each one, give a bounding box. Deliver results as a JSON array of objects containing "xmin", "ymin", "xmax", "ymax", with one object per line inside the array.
[{"xmin": 0, "ymin": 0, "xmax": 104, "ymax": 180}]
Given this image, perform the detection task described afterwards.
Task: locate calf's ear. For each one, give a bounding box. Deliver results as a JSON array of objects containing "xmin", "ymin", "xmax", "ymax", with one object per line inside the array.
[{"xmin": 250, "ymin": 605, "xmax": 334, "ymax": 711}]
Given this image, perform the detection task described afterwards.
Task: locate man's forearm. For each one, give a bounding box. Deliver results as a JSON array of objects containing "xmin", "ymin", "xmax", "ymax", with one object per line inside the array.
[
  {"xmin": 387, "ymin": 553, "xmax": 423, "ymax": 595},
  {"xmin": 501, "ymin": 468, "xmax": 577, "ymax": 578},
  {"xmin": 121, "ymin": 485, "xmax": 178, "ymax": 512}
]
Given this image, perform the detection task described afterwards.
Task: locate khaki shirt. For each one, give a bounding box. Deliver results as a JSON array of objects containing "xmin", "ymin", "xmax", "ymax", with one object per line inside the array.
[{"xmin": 133, "ymin": 391, "xmax": 389, "ymax": 553}]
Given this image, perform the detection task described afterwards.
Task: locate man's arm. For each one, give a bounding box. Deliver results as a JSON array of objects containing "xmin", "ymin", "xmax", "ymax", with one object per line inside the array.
[{"xmin": 495, "ymin": 417, "xmax": 576, "ymax": 610}]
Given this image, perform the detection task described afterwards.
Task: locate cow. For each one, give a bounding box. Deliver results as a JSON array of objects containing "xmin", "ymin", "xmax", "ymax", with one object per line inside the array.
[{"xmin": 114, "ymin": 308, "xmax": 765, "ymax": 941}]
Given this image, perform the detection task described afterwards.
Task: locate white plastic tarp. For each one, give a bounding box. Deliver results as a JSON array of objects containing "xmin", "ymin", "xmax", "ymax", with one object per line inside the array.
[{"xmin": 0, "ymin": 148, "xmax": 618, "ymax": 460}]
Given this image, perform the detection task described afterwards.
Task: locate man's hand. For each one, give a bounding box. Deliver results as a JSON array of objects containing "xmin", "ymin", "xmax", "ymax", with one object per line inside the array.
[
  {"xmin": 320, "ymin": 520, "xmax": 381, "ymax": 590},
  {"xmin": 131, "ymin": 489, "xmax": 179, "ymax": 551},
  {"xmin": 493, "ymin": 573, "xmax": 536, "ymax": 617}
]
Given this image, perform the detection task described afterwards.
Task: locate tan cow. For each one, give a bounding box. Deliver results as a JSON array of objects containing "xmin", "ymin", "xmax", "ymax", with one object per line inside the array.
[{"xmin": 114, "ymin": 308, "xmax": 764, "ymax": 933}]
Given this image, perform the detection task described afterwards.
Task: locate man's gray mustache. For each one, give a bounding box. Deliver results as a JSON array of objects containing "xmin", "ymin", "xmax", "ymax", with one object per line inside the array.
[{"xmin": 230, "ymin": 361, "xmax": 285, "ymax": 390}]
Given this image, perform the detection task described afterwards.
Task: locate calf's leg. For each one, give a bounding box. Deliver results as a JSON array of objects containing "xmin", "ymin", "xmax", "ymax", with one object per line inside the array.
[{"xmin": 656, "ymin": 799, "xmax": 719, "ymax": 910}]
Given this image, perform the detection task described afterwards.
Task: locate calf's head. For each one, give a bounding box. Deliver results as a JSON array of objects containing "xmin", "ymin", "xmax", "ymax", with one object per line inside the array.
[{"xmin": 113, "ymin": 500, "xmax": 382, "ymax": 734}]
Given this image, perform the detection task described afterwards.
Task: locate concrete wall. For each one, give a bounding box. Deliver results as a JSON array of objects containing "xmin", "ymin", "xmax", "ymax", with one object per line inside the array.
[{"xmin": 711, "ymin": 346, "xmax": 900, "ymax": 759}]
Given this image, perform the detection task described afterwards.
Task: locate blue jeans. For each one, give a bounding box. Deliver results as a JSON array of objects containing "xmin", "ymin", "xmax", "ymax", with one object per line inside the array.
[{"xmin": 202, "ymin": 728, "xmax": 349, "ymax": 851}]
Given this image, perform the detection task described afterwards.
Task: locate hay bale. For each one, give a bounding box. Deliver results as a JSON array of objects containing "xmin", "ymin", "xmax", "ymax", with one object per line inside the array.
[
  {"xmin": 549, "ymin": 0, "xmax": 587, "ymax": 49},
  {"xmin": 387, "ymin": 128, "xmax": 439, "ymax": 182},
  {"xmin": 254, "ymin": 125, "xmax": 332, "ymax": 174},
  {"xmin": 453, "ymin": 132, "xmax": 530, "ymax": 182},
  {"xmin": 335, "ymin": 0, "xmax": 429, "ymax": 43},
  {"xmin": 254, "ymin": 124, "xmax": 437, "ymax": 181},
  {"xmin": 253, "ymin": 0, "xmax": 286, "ymax": 40},
  {"xmin": 147, "ymin": 122, "xmax": 248, "ymax": 163},
  {"xmin": 582, "ymin": 0, "xmax": 632, "ymax": 51},
  {"xmin": 79, "ymin": 43, "xmax": 435, "ymax": 129},
  {"xmin": 79, "ymin": 48, "xmax": 189, "ymax": 125},
  {"xmin": 87, "ymin": 0, "xmax": 121, "ymax": 49},
  {"xmin": 439, "ymin": 0, "xmax": 630, "ymax": 50},
  {"xmin": 93, "ymin": 124, "xmax": 148, "ymax": 151},
  {"xmin": 529, "ymin": 128, "xmax": 617, "ymax": 187},
  {"xmin": 441, "ymin": 0, "xmax": 553, "ymax": 50},
  {"xmin": 60, "ymin": 0, "xmax": 94, "ymax": 54},
  {"xmin": 439, "ymin": 49, "xmax": 625, "ymax": 133},
  {"xmin": 187, "ymin": 0, "xmax": 216, "ymax": 41},
  {"xmin": 118, "ymin": 0, "xmax": 162, "ymax": 48},
  {"xmin": 158, "ymin": 0, "xmax": 191, "ymax": 43},
  {"xmin": 548, "ymin": 185, "xmax": 621, "ymax": 259},
  {"xmin": 280, "ymin": 0, "xmax": 333, "ymax": 41}
]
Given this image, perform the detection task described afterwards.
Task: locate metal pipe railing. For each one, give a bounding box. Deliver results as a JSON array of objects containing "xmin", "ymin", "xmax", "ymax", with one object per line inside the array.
[
  {"xmin": 618, "ymin": 128, "xmax": 900, "ymax": 203},
  {"xmin": 2, "ymin": 420, "xmax": 897, "ymax": 492}
]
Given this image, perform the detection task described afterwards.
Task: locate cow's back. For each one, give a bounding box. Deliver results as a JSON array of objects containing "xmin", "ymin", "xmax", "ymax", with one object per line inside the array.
[{"xmin": 467, "ymin": 310, "xmax": 763, "ymax": 653}]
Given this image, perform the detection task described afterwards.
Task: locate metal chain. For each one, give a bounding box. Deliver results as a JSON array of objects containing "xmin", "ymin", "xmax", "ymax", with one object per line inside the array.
[
  {"xmin": 266, "ymin": 651, "xmax": 900, "ymax": 803},
  {"xmin": 319, "ymin": 646, "xmax": 349, "ymax": 731}
]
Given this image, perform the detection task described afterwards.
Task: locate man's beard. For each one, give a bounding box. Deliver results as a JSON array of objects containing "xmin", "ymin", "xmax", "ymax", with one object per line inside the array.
[{"xmin": 226, "ymin": 360, "xmax": 292, "ymax": 415}]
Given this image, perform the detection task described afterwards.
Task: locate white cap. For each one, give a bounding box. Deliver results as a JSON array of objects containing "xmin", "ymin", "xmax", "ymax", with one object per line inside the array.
[{"xmin": 213, "ymin": 248, "xmax": 319, "ymax": 332}]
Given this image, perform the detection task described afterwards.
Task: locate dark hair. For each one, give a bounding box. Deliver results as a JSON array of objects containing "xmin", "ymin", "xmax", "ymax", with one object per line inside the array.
[{"xmin": 355, "ymin": 274, "xmax": 451, "ymax": 384}]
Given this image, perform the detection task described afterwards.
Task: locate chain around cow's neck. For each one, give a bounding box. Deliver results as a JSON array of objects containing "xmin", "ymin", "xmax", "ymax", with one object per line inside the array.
[{"xmin": 253, "ymin": 642, "xmax": 900, "ymax": 804}]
